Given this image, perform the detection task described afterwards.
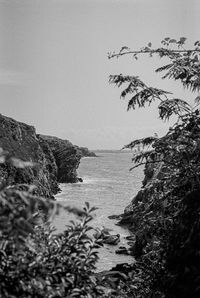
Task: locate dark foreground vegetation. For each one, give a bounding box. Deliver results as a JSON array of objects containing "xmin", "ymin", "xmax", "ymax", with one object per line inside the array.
[
  {"xmin": 109, "ymin": 37, "xmax": 200, "ymax": 297},
  {"xmin": 0, "ymin": 37, "xmax": 200, "ymax": 297},
  {"xmin": 0, "ymin": 151, "xmax": 140, "ymax": 298}
]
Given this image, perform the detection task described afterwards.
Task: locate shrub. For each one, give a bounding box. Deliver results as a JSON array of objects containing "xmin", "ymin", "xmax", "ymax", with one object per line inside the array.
[{"xmin": 0, "ymin": 150, "xmax": 105, "ymax": 297}]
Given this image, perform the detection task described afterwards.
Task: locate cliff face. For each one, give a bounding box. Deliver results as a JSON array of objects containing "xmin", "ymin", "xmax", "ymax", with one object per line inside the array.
[
  {"xmin": 39, "ymin": 135, "xmax": 82, "ymax": 183},
  {"xmin": 0, "ymin": 114, "xmax": 82, "ymax": 196},
  {"xmin": 0, "ymin": 114, "xmax": 58, "ymax": 197},
  {"xmin": 119, "ymin": 161, "xmax": 164, "ymax": 226},
  {"xmin": 77, "ymin": 147, "xmax": 96, "ymax": 157}
]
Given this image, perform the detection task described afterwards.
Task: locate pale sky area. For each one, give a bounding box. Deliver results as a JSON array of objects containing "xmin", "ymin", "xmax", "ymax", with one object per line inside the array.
[{"xmin": 0, "ymin": 0, "xmax": 200, "ymax": 149}]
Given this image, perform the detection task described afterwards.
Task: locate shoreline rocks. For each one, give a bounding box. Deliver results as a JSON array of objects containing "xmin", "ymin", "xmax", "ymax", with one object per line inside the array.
[
  {"xmin": 116, "ymin": 158, "xmax": 165, "ymax": 258},
  {"xmin": 94, "ymin": 228, "xmax": 121, "ymax": 245},
  {"xmin": 117, "ymin": 159, "xmax": 163, "ymax": 229},
  {"xmin": 115, "ymin": 246, "xmax": 131, "ymax": 255}
]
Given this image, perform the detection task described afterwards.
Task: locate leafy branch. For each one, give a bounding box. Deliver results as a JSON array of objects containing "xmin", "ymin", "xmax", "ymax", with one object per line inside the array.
[
  {"xmin": 109, "ymin": 38, "xmax": 200, "ymax": 297},
  {"xmin": 109, "ymin": 38, "xmax": 200, "ymax": 122},
  {"xmin": 108, "ymin": 38, "xmax": 200, "ymax": 60}
]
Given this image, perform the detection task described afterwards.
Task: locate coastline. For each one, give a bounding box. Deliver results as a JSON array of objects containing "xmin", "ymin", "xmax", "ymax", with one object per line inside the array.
[{"xmin": 0, "ymin": 113, "xmax": 96, "ymax": 197}]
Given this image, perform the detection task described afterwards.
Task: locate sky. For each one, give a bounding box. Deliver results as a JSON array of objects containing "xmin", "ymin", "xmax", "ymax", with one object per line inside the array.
[{"xmin": 0, "ymin": 0, "xmax": 200, "ymax": 149}]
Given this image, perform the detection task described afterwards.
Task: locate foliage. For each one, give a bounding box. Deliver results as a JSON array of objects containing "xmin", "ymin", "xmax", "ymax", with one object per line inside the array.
[
  {"xmin": 0, "ymin": 152, "xmax": 105, "ymax": 298},
  {"xmin": 1, "ymin": 36, "xmax": 200, "ymax": 298},
  {"xmin": 0, "ymin": 150, "xmax": 144, "ymax": 298},
  {"xmin": 109, "ymin": 38, "xmax": 200, "ymax": 297}
]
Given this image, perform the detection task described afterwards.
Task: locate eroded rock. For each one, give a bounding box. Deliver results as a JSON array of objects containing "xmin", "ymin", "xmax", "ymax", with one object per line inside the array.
[{"xmin": 0, "ymin": 114, "xmax": 84, "ymax": 196}]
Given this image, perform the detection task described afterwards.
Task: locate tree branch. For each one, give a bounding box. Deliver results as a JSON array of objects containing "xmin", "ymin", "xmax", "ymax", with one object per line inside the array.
[
  {"xmin": 129, "ymin": 160, "xmax": 162, "ymax": 171},
  {"xmin": 108, "ymin": 48, "xmax": 200, "ymax": 59}
]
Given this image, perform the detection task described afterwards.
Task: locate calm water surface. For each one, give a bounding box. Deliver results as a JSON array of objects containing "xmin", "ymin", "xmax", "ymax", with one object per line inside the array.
[{"xmin": 53, "ymin": 151, "xmax": 144, "ymax": 271}]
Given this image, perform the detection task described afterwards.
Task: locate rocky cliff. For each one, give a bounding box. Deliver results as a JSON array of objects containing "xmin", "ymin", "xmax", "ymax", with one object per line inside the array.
[
  {"xmin": 77, "ymin": 146, "xmax": 97, "ymax": 157},
  {"xmin": 118, "ymin": 160, "xmax": 164, "ymax": 227},
  {"xmin": 39, "ymin": 135, "xmax": 82, "ymax": 183},
  {"xmin": 0, "ymin": 114, "xmax": 82, "ymax": 196}
]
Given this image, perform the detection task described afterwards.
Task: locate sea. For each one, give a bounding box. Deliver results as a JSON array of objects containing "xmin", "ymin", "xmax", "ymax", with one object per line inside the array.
[{"xmin": 53, "ymin": 150, "xmax": 144, "ymax": 272}]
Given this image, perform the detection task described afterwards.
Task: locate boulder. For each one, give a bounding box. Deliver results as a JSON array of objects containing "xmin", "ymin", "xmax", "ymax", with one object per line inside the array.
[{"xmin": 115, "ymin": 246, "xmax": 130, "ymax": 255}]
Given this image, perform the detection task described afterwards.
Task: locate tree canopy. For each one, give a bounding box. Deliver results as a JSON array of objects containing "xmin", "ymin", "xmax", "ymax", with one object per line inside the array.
[{"xmin": 109, "ymin": 37, "xmax": 200, "ymax": 297}]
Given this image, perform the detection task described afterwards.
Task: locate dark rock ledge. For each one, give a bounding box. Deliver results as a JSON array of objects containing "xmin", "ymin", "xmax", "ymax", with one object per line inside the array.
[
  {"xmin": 0, "ymin": 114, "xmax": 94, "ymax": 197},
  {"xmin": 39, "ymin": 135, "xmax": 82, "ymax": 184}
]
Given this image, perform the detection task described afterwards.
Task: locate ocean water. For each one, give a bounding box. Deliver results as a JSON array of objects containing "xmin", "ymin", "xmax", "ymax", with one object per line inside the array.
[{"xmin": 53, "ymin": 151, "xmax": 144, "ymax": 271}]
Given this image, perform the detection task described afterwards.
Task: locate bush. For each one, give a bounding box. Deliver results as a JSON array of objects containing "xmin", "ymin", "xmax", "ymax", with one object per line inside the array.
[{"xmin": 0, "ymin": 150, "xmax": 106, "ymax": 297}]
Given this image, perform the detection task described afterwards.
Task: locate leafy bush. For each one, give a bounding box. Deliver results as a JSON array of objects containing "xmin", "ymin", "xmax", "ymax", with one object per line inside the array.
[
  {"xmin": 0, "ymin": 150, "xmax": 106, "ymax": 297},
  {"xmin": 0, "ymin": 148, "xmax": 150, "ymax": 298}
]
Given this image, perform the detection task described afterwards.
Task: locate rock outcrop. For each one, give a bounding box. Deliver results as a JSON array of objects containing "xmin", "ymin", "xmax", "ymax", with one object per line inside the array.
[
  {"xmin": 116, "ymin": 159, "xmax": 166, "ymax": 257},
  {"xmin": 0, "ymin": 114, "xmax": 83, "ymax": 196},
  {"xmin": 0, "ymin": 114, "xmax": 59, "ymax": 197},
  {"xmin": 118, "ymin": 160, "xmax": 164, "ymax": 227},
  {"xmin": 39, "ymin": 135, "xmax": 82, "ymax": 183},
  {"xmin": 77, "ymin": 146, "xmax": 96, "ymax": 157}
]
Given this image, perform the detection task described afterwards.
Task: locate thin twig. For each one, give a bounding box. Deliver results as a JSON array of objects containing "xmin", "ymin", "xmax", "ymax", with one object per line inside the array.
[{"xmin": 108, "ymin": 49, "xmax": 200, "ymax": 59}]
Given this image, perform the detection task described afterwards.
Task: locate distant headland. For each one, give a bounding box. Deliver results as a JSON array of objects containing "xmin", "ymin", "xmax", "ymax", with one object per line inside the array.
[{"xmin": 0, "ymin": 114, "xmax": 96, "ymax": 197}]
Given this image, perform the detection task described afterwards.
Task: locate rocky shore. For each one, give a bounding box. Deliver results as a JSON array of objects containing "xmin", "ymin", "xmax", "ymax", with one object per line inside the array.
[
  {"xmin": 115, "ymin": 159, "xmax": 160, "ymax": 225},
  {"xmin": 0, "ymin": 114, "xmax": 95, "ymax": 197},
  {"xmin": 109, "ymin": 160, "xmax": 164, "ymax": 257}
]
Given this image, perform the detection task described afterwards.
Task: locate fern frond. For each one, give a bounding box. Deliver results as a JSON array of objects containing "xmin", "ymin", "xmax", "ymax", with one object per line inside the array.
[
  {"xmin": 127, "ymin": 87, "xmax": 171, "ymax": 110},
  {"xmin": 194, "ymin": 95, "xmax": 200, "ymax": 104},
  {"xmin": 121, "ymin": 82, "xmax": 138, "ymax": 98},
  {"xmin": 110, "ymin": 74, "xmax": 172, "ymax": 111},
  {"xmin": 155, "ymin": 63, "xmax": 174, "ymax": 73},
  {"xmin": 158, "ymin": 98, "xmax": 191, "ymax": 120},
  {"xmin": 132, "ymin": 149, "xmax": 155, "ymax": 163},
  {"xmin": 109, "ymin": 74, "xmax": 146, "ymax": 89},
  {"xmin": 123, "ymin": 136, "xmax": 157, "ymax": 150},
  {"xmin": 157, "ymin": 57, "xmax": 200, "ymax": 92},
  {"xmin": 130, "ymin": 150, "xmax": 161, "ymax": 171}
]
